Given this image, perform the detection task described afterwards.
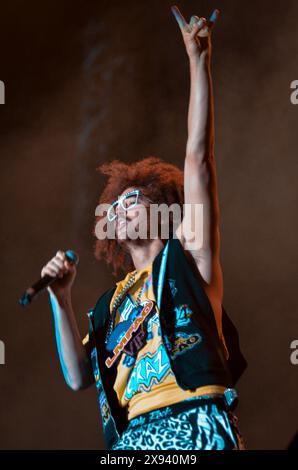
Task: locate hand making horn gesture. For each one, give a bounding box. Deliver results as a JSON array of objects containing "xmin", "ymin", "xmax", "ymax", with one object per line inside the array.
[{"xmin": 171, "ymin": 5, "xmax": 220, "ymax": 61}]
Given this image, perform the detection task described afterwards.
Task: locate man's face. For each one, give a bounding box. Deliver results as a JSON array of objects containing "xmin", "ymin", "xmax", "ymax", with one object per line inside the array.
[{"xmin": 111, "ymin": 187, "xmax": 151, "ymax": 242}]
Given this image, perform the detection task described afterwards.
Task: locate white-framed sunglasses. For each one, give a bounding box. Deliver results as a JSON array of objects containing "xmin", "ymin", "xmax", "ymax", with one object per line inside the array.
[{"xmin": 107, "ymin": 189, "xmax": 152, "ymax": 222}]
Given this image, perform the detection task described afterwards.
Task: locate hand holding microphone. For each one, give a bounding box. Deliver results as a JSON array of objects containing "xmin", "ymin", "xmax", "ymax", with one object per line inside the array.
[{"xmin": 19, "ymin": 250, "xmax": 79, "ymax": 307}]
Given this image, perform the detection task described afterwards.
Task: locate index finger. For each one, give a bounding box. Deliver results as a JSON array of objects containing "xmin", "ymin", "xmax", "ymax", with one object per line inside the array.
[{"xmin": 171, "ymin": 5, "xmax": 191, "ymax": 33}]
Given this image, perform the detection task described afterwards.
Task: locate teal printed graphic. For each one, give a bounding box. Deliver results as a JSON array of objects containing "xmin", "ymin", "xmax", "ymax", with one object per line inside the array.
[
  {"xmin": 99, "ymin": 390, "xmax": 111, "ymax": 427},
  {"xmin": 123, "ymin": 354, "xmax": 137, "ymax": 367},
  {"xmin": 174, "ymin": 304, "xmax": 193, "ymax": 327},
  {"xmin": 91, "ymin": 348, "xmax": 100, "ymax": 375},
  {"xmin": 124, "ymin": 344, "xmax": 172, "ymax": 400},
  {"xmin": 168, "ymin": 278, "xmax": 178, "ymax": 297},
  {"xmin": 146, "ymin": 311, "xmax": 161, "ymax": 340},
  {"xmin": 170, "ymin": 332, "xmax": 201, "ymax": 359},
  {"xmin": 118, "ymin": 295, "xmax": 136, "ymax": 321}
]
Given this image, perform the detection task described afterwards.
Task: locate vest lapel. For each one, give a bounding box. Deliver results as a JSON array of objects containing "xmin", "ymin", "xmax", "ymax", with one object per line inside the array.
[{"xmin": 152, "ymin": 240, "xmax": 170, "ymax": 310}]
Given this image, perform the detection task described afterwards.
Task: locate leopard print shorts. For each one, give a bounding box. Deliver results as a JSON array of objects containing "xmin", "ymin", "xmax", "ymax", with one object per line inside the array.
[{"xmin": 111, "ymin": 397, "xmax": 245, "ymax": 450}]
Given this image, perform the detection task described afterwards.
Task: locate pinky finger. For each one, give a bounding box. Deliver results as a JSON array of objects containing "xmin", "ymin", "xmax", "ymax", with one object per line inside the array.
[{"xmin": 209, "ymin": 9, "xmax": 220, "ymax": 28}]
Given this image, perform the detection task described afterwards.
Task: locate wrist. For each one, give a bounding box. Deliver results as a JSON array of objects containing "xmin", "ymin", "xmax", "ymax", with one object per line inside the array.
[
  {"xmin": 189, "ymin": 51, "xmax": 211, "ymax": 69},
  {"xmin": 50, "ymin": 290, "xmax": 72, "ymax": 310}
]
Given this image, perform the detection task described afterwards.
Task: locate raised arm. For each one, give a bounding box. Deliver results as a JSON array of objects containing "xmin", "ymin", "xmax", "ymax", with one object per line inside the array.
[{"xmin": 172, "ymin": 6, "xmax": 223, "ymax": 305}]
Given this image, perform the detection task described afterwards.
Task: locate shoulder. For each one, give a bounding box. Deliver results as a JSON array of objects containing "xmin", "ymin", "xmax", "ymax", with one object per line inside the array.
[{"xmin": 172, "ymin": 231, "xmax": 223, "ymax": 304}]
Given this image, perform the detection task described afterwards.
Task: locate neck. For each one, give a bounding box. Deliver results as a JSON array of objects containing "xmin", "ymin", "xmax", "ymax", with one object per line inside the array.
[{"xmin": 128, "ymin": 239, "xmax": 164, "ymax": 271}]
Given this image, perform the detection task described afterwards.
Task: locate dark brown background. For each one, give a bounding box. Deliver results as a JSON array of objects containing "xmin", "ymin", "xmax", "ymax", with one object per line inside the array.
[{"xmin": 0, "ymin": 0, "xmax": 297, "ymax": 450}]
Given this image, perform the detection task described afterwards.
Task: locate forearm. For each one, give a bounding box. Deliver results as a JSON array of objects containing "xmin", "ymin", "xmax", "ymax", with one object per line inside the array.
[
  {"xmin": 50, "ymin": 293, "xmax": 94, "ymax": 390},
  {"xmin": 186, "ymin": 54, "xmax": 214, "ymax": 162}
]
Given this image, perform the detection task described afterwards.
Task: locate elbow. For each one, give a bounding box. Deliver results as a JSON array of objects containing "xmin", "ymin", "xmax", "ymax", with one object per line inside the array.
[
  {"xmin": 65, "ymin": 377, "xmax": 82, "ymax": 392},
  {"xmin": 185, "ymin": 156, "xmax": 212, "ymax": 186},
  {"xmin": 62, "ymin": 358, "xmax": 94, "ymax": 391},
  {"xmin": 186, "ymin": 137, "xmax": 210, "ymax": 161},
  {"xmin": 63, "ymin": 372, "xmax": 88, "ymax": 391},
  {"xmin": 185, "ymin": 150, "xmax": 213, "ymax": 165},
  {"xmin": 186, "ymin": 147, "xmax": 204, "ymax": 163},
  {"xmin": 65, "ymin": 371, "xmax": 95, "ymax": 392},
  {"xmin": 66, "ymin": 379, "xmax": 88, "ymax": 392},
  {"xmin": 184, "ymin": 152, "xmax": 214, "ymax": 176},
  {"xmin": 69, "ymin": 381, "xmax": 82, "ymax": 392}
]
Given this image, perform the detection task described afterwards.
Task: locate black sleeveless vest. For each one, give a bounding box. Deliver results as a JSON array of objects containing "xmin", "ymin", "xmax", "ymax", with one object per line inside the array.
[{"xmin": 87, "ymin": 238, "xmax": 247, "ymax": 449}]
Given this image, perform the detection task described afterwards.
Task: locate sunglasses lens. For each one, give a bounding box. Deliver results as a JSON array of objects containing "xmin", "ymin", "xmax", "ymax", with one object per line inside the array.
[
  {"xmin": 107, "ymin": 190, "xmax": 140, "ymax": 221},
  {"xmin": 120, "ymin": 191, "xmax": 139, "ymax": 210},
  {"xmin": 107, "ymin": 205, "xmax": 117, "ymax": 221}
]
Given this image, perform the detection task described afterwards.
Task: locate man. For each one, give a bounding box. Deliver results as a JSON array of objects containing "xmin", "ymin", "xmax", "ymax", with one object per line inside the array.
[{"xmin": 41, "ymin": 6, "xmax": 246, "ymax": 450}]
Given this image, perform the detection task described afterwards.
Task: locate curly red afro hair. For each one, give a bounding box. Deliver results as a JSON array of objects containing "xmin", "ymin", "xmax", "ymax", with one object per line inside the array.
[{"xmin": 93, "ymin": 156, "xmax": 184, "ymax": 276}]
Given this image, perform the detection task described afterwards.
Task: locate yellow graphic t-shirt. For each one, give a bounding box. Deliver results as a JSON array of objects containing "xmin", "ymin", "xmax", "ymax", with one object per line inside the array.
[{"xmin": 108, "ymin": 263, "xmax": 229, "ymax": 421}]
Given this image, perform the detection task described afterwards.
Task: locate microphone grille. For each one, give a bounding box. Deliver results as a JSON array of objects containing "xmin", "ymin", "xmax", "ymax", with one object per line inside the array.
[{"xmin": 65, "ymin": 250, "xmax": 79, "ymax": 266}]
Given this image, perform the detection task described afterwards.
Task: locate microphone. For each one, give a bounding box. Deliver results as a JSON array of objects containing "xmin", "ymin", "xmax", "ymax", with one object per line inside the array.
[{"xmin": 18, "ymin": 250, "xmax": 79, "ymax": 307}]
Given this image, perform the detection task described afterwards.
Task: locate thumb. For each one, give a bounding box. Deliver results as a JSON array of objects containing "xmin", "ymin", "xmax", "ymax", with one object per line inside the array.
[{"xmin": 64, "ymin": 259, "xmax": 76, "ymax": 274}]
